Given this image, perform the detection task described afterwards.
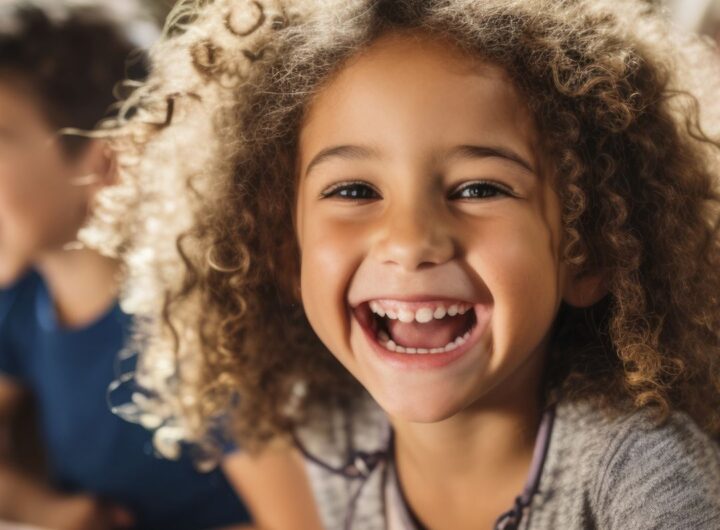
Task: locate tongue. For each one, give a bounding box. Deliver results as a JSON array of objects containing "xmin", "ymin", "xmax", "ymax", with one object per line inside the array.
[{"xmin": 387, "ymin": 314, "xmax": 472, "ymax": 349}]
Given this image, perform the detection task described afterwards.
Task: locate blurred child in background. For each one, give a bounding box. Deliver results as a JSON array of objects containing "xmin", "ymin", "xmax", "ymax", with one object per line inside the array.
[{"xmin": 0, "ymin": 3, "xmax": 260, "ymax": 529}]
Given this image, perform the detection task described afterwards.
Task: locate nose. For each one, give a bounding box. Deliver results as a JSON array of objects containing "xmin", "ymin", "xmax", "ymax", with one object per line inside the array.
[{"xmin": 372, "ymin": 199, "xmax": 455, "ymax": 271}]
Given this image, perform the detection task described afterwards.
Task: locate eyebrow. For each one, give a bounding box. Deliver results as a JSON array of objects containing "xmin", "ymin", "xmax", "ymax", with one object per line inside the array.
[
  {"xmin": 304, "ymin": 144, "xmax": 379, "ymax": 178},
  {"xmin": 303, "ymin": 143, "xmax": 535, "ymax": 177},
  {"xmin": 447, "ymin": 144, "xmax": 535, "ymax": 174}
]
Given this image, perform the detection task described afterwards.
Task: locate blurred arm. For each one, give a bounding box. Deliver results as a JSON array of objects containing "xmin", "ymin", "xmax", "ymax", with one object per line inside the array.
[
  {"xmin": 0, "ymin": 375, "xmax": 131, "ymax": 530},
  {"xmin": 0, "ymin": 374, "xmax": 55, "ymax": 521},
  {"xmin": 221, "ymin": 440, "xmax": 325, "ymax": 530}
]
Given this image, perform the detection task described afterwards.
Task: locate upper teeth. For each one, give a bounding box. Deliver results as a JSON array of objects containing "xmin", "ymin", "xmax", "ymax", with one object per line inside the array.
[{"xmin": 369, "ymin": 301, "xmax": 472, "ymax": 323}]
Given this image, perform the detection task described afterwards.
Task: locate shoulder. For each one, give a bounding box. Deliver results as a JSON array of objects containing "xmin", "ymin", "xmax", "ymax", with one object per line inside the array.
[
  {"xmin": 597, "ymin": 406, "xmax": 720, "ymax": 527},
  {"xmin": 597, "ymin": 405, "xmax": 720, "ymax": 474},
  {"xmin": 294, "ymin": 394, "xmax": 390, "ymax": 530},
  {"xmin": 0, "ymin": 272, "xmax": 42, "ymax": 381},
  {"xmin": 296, "ymin": 393, "xmax": 390, "ymax": 467},
  {"xmin": 0, "ymin": 271, "xmax": 40, "ymax": 329},
  {"xmin": 559, "ymin": 401, "xmax": 720, "ymax": 491},
  {"xmin": 537, "ymin": 399, "xmax": 720, "ymax": 529},
  {"xmin": 0, "ymin": 271, "xmax": 42, "ymax": 350}
]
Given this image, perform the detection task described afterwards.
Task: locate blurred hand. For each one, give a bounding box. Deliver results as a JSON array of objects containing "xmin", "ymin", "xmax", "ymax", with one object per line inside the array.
[{"xmin": 41, "ymin": 495, "xmax": 134, "ymax": 530}]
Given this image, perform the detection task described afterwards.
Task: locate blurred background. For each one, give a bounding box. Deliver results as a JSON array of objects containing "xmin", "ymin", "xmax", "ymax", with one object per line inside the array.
[
  {"xmin": 141, "ymin": 0, "xmax": 720, "ymax": 39},
  {"xmin": 145, "ymin": 0, "xmax": 173, "ymax": 23},
  {"xmin": 49, "ymin": 0, "xmax": 717, "ymax": 47},
  {"xmin": 665, "ymin": 0, "xmax": 720, "ymax": 38}
]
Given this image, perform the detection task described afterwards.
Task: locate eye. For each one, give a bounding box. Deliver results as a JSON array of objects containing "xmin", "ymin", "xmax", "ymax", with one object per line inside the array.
[
  {"xmin": 320, "ymin": 181, "xmax": 380, "ymax": 201},
  {"xmin": 448, "ymin": 180, "xmax": 514, "ymax": 200}
]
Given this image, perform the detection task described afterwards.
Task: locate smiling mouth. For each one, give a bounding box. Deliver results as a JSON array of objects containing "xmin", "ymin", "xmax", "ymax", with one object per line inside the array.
[{"xmin": 354, "ymin": 299, "xmax": 480, "ymax": 354}]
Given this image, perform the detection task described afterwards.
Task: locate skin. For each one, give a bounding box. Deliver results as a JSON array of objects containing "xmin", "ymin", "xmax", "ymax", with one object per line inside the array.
[
  {"xmin": 0, "ymin": 80, "xmax": 94, "ymax": 287},
  {"xmin": 223, "ymin": 442, "xmax": 325, "ymax": 530},
  {"xmin": 297, "ymin": 32, "xmax": 601, "ymax": 529}
]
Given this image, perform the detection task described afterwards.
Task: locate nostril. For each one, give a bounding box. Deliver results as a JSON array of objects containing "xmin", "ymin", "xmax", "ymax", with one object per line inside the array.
[
  {"xmin": 417, "ymin": 260, "xmax": 441, "ymax": 271},
  {"xmin": 378, "ymin": 245, "xmax": 455, "ymax": 271},
  {"xmin": 374, "ymin": 217, "xmax": 455, "ymax": 270}
]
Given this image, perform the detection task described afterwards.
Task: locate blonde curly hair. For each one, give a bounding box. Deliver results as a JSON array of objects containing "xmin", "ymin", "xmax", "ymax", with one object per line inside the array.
[{"xmin": 83, "ymin": 0, "xmax": 720, "ymax": 457}]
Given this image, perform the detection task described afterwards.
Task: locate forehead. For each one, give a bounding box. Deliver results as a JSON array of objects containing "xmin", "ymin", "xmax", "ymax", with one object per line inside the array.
[{"xmin": 299, "ymin": 31, "xmax": 539, "ymax": 172}]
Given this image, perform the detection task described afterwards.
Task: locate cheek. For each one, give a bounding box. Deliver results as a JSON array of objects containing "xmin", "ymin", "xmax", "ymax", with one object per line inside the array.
[
  {"xmin": 298, "ymin": 213, "xmax": 367, "ymax": 352},
  {"xmin": 0, "ymin": 160, "xmax": 35, "ymax": 211},
  {"xmin": 467, "ymin": 213, "xmax": 562, "ymax": 354},
  {"xmin": 0, "ymin": 158, "xmax": 86, "ymax": 253},
  {"xmin": 0, "ymin": 167, "xmax": 43, "ymax": 282},
  {"xmin": 0, "ymin": 165, "xmax": 42, "ymax": 241}
]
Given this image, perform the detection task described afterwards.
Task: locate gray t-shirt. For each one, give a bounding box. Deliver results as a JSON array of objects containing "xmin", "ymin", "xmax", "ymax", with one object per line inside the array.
[{"xmin": 298, "ymin": 398, "xmax": 720, "ymax": 529}]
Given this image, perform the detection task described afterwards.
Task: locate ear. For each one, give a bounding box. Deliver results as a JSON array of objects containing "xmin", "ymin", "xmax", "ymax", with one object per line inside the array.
[
  {"xmin": 71, "ymin": 139, "xmax": 117, "ymax": 192},
  {"xmin": 88, "ymin": 139, "xmax": 117, "ymax": 187},
  {"xmin": 563, "ymin": 270, "xmax": 607, "ymax": 308}
]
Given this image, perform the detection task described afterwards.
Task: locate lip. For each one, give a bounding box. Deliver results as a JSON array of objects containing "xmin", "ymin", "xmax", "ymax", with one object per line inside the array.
[
  {"xmin": 350, "ymin": 293, "xmax": 476, "ymax": 308},
  {"xmin": 352, "ymin": 301, "xmax": 491, "ymax": 370}
]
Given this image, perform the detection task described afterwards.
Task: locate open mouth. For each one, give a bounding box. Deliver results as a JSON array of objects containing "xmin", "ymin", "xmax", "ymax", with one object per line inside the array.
[{"xmin": 354, "ymin": 299, "xmax": 480, "ymax": 354}]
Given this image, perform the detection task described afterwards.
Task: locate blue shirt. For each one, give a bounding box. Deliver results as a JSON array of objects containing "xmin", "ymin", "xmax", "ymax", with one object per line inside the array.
[{"xmin": 0, "ymin": 271, "xmax": 250, "ymax": 530}]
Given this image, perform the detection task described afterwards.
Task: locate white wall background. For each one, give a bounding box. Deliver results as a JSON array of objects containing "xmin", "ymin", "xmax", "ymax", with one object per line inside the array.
[{"xmin": 666, "ymin": 0, "xmax": 719, "ymax": 32}]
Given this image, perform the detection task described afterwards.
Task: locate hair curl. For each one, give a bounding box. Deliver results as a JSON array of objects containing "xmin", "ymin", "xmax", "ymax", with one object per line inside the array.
[{"xmin": 84, "ymin": 0, "xmax": 720, "ymax": 455}]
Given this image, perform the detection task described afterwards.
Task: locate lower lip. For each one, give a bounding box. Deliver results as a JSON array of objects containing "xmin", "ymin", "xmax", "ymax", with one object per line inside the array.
[{"xmin": 356, "ymin": 308, "xmax": 489, "ymax": 370}]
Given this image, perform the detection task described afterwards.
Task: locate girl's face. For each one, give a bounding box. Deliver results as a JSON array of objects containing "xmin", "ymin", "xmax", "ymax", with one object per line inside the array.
[
  {"xmin": 296, "ymin": 33, "xmax": 579, "ymax": 422},
  {"xmin": 0, "ymin": 80, "xmax": 95, "ymax": 286}
]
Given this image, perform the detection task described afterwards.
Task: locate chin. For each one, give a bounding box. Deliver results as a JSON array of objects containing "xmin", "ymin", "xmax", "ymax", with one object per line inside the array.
[{"xmin": 367, "ymin": 380, "xmax": 475, "ymax": 424}]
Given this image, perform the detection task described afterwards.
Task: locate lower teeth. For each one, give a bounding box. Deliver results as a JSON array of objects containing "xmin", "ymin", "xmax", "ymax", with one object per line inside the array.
[{"xmin": 380, "ymin": 331, "xmax": 471, "ymax": 354}]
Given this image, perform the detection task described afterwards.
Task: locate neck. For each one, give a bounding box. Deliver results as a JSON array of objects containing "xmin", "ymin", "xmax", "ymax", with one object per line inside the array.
[
  {"xmin": 392, "ymin": 394, "xmax": 541, "ymax": 486},
  {"xmin": 34, "ymin": 248, "xmax": 120, "ymax": 328},
  {"xmin": 390, "ymin": 358, "xmax": 546, "ymax": 529}
]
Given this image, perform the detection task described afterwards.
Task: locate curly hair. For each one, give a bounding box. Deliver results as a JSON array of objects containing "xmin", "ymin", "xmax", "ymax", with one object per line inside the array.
[
  {"xmin": 84, "ymin": 0, "xmax": 720, "ymax": 455},
  {"xmin": 0, "ymin": 2, "xmax": 152, "ymax": 157}
]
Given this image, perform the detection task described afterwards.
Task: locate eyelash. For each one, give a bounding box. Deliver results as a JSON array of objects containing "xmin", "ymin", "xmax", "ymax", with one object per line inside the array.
[
  {"xmin": 448, "ymin": 180, "xmax": 515, "ymax": 200},
  {"xmin": 320, "ymin": 181, "xmax": 380, "ymax": 200},
  {"xmin": 319, "ymin": 180, "xmax": 515, "ymax": 201}
]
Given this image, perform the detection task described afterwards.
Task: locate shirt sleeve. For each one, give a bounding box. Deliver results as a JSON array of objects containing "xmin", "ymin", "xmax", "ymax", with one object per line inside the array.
[
  {"xmin": 220, "ymin": 435, "xmax": 240, "ymax": 456},
  {"xmin": 206, "ymin": 416, "xmax": 241, "ymax": 456},
  {"xmin": 0, "ymin": 284, "xmax": 24, "ymax": 379},
  {"xmin": 596, "ymin": 412, "xmax": 720, "ymax": 529}
]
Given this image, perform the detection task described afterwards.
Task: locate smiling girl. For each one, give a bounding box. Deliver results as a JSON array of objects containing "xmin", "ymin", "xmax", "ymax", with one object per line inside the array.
[{"xmin": 87, "ymin": 0, "xmax": 720, "ymax": 528}]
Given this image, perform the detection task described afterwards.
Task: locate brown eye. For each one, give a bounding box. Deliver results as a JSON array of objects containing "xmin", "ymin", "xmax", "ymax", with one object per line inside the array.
[
  {"xmin": 321, "ymin": 182, "xmax": 380, "ymax": 200},
  {"xmin": 449, "ymin": 181, "xmax": 513, "ymax": 200}
]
